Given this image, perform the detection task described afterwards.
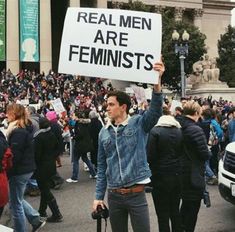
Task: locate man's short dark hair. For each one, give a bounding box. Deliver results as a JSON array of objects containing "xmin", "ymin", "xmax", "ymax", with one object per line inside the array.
[
  {"xmin": 175, "ymin": 106, "xmax": 183, "ymax": 113},
  {"xmin": 201, "ymin": 108, "xmax": 212, "ymax": 120},
  {"xmin": 107, "ymin": 91, "xmax": 131, "ymax": 114},
  {"xmin": 229, "ymin": 107, "xmax": 235, "ymax": 114}
]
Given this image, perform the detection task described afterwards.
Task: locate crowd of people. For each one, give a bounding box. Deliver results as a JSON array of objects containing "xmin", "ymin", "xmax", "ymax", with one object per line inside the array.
[{"xmin": 0, "ymin": 63, "xmax": 234, "ymax": 232}]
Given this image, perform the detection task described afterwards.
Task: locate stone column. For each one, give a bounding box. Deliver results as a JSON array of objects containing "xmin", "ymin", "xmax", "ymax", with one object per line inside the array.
[
  {"xmin": 174, "ymin": 7, "xmax": 185, "ymax": 22},
  {"xmin": 194, "ymin": 9, "xmax": 203, "ymax": 30},
  {"xmin": 97, "ymin": 0, "xmax": 107, "ymax": 8},
  {"xmin": 6, "ymin": 0, "xmax": 19, "ymax": 74},
  {"xmin": 40, "ymin": 0, "xmax": 52, "ymax": 73},
  {"xmin": 154, "ymin": 5, "xmax": 165, "ymax": 14},
  {"xmin": 111, "ymin": 1, "xmax": 122, "ymax": 9},
  {"xmin": 70, "ymin": 0, "xmax": 80, "ymax": 7}
]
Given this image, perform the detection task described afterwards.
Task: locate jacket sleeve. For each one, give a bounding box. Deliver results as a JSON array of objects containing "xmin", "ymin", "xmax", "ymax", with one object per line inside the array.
[
  {"xmin": 0, "ymin": 136, "xmax": 8, "ymax": 161},
  {"xmin": 34, "ymin": 137, "xmax": 42, "ymax": 165},
  {"xmin": 190, "ymin": 126, "xmax": 210, "ymax": 161},
  {"xmin": 141, "ymin": 91, "xmax": 163, "ymax": 133},
  {"xmin": 228, "ymin": 120, "xmax": 235, "ymax": 142},
  {"xmin": 8, "ymin": 130, "xmax": 27, "ymax": 169},
  {"xmin": 146, "ymin": 128, "xmax": 159, "ymax": 165},
  {"xmin": 95, "ymin": 131, "xmax": 107, "ymax": 200}
]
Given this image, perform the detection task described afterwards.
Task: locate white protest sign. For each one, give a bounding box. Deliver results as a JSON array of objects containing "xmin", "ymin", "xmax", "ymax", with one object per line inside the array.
[
  {"xmin": 16, "ymin": 99, "xmax": 29, "ymax": 106},
  {"xmin": 170, "ymin": 100, "xmax": 182, "ymax": 114},
  {"xmin": 59, "ymin": 8, "xmax": 162, "ymax": 84},
  {"xmin": 51, "ymin": 98, "xmax": 66, "ymax": 114},
  {"xmin": 144, "ymin": 88, "xmax": 152, "ymax": 100},
  {"xmin": 29, "ymin": 103, "xmax": 41, "ymax": 111},
  {"xmin": 125, "ymin": 87, "xmax": 134, "ymax": 94},
  {"xmin": 131, "ymin": 85, "xmax": 146, "ymax": 104}
]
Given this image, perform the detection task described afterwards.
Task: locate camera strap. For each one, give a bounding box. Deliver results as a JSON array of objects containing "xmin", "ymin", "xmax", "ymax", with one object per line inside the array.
[
  {"xmin": 104, "ymin": 218, "xmax": 107, "ymax": 232},
  {"xmin": 97, "ymin": 218, "xmax": 108, "ymax": 232}
]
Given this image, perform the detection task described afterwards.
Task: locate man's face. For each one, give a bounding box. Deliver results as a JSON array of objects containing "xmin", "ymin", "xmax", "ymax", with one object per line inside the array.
[
  {"xmin": 106, "ymin": 96, "xmax": 126, "ymax": 121},
  {"xmin": 181, "ymin": 100, "xmax": 187, "ymax": 107}
]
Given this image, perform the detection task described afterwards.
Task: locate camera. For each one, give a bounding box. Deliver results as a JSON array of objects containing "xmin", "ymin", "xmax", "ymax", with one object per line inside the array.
[
  {"xmin": 203, "ymin": 190, "xmax": 211, "ymax": 208},
  {"xmin": 91, "ymin": 205, "xmax": 109, "ymax": 220}
]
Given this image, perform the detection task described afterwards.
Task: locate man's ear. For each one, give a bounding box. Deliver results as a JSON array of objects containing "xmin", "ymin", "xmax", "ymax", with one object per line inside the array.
[{"xmin": 121, "ymin": 104, "xmax": 127, "ymax": 113}]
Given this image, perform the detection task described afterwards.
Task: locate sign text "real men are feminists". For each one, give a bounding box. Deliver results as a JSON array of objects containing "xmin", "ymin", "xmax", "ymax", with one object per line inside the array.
[{"xmin": 69, "ymin": 11, "xmax": 153, "ymax": 71}]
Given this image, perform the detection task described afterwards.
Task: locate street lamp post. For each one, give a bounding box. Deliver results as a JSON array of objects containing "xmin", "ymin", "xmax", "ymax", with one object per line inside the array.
[{"xmin": 172, "ymin": 30, "xmax": 190, "ymax": 98}]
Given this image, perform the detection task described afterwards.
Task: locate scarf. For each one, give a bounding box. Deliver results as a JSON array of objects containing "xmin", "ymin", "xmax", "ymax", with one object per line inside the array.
[{"xmin": 155, "ymin": 115, "xmax": 181, "ymax": 128}]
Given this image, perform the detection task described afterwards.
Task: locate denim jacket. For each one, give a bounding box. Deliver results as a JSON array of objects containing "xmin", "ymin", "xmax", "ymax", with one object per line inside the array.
[{"xmin": 95, "ymin": 91, "xmax": 163, "ymax": 200}]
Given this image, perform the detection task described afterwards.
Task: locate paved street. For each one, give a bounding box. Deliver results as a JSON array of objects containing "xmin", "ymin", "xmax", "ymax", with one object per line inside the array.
[{"xmin": 1, "ymin": 154, "xmax": 235, "ymax": 232}]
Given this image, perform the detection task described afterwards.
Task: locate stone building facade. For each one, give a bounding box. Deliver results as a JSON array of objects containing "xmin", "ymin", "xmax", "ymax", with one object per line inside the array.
[
  {"xmin": 110, "ymin": 0, "xmax": 235, "ymax": 58},
  {"xmin": 2, "ymin": 0, "xmax": 234, "ymax": 74}
]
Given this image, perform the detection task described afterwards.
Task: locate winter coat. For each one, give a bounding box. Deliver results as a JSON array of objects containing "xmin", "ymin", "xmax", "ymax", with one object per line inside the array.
[
  {"xmin": 89, "ymin": 118, "xmax": 102, "ymax": 152},
  {"xmin": 0, "ymin": 131, "xmax": 10, "ymax": 207},
  {"xmin": 147, "ymin": 115, "xmax": 183, "ymax": 176},
  {"xmin": 74, "ymin": 119, "xmax": 93, "ymax": 155},
  {"xmin": 7, "ymin": 126, "xmax": 36, "ymax": 177},
  {"xmin": 50, "ymin": 122, "xmax": 64, "ymax": 156},
  {"xmin": 34, "ymin": 127, "xmax": 59, "ymax": 180},
  {"xmin": 211, "ymin": 119, "xmax": 223, "ymax": 142},
  {"xmin": 180, "ymin": 116, "xmax": 210, "ymax": 199},
  {"xmin": 180, "ymin": 116, "xmax": 210, "ymax": 174},
  {"xmin": 228, "ymin": 119, "xmax": 235, "ymax": 142}
]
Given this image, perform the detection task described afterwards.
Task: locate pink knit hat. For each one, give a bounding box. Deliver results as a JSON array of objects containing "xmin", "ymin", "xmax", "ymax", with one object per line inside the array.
[{"xmin": 46, "ymin": 111, "xmax": 57, "ymax": 122}]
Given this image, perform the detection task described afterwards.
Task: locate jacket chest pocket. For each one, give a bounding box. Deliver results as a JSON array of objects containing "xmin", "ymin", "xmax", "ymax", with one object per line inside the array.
[
  {"xmin": 122, "ymin": 128, "xmax": 137, "ymax": 147},
  {"xmin": 103, "ymin": 138, "xmax": 115, "ymax": 154}
]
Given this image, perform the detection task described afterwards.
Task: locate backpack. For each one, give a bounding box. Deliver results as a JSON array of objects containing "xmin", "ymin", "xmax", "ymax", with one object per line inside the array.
[
  {"xmin": 0, "ymin": 147, "xmax": 13, "ymax": 173},
  {"xmin": 208, "ymin": 124, "xmax": 218, "ymax": 146}
]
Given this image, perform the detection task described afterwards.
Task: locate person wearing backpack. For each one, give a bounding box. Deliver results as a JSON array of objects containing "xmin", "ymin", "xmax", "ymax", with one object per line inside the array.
[
  {"xmin": 6, "ymin": 104, "xmax": 46, "ymax": 232},
  {"xmin": 0, "ymin": 131, "xmax": 11, "ymax": 218},
  {"xmin": 198, "ymin": 109, "xmax": 218, "ymax": 185},
  {"xmin": 228, "ymin": 107, "xmax": 235, "ymax": 142},
  {"xmin": 209, "ymin": 109, "xmax": 223, "ymax": 175},
  {"xmin": 180, "ymin": 101, "xmax": 210, "ymax": 232}
]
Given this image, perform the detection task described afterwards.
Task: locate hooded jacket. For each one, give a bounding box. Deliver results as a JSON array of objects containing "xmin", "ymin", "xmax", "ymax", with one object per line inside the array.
[
  {"xmin": 180, "ymin": 116, "xmax": 210, "ymax": 175},
  {"xmin": 147, "ymin": 115, "xmax": 183, "ymax": 175}
]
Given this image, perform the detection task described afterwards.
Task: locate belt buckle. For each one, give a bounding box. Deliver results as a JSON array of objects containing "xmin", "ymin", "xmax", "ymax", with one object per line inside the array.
[{"xmin": 119, "ymin": 188, "xmax": 127, "ymax": 195}]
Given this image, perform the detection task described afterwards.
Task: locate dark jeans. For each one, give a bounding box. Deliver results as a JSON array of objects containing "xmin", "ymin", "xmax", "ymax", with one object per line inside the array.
[
  {"xmin": 180, "ymin": 174, "xmax": 203, "ymax": 232},
  {"xmin": 0, "ymin": 206, "xmax": 3, "ymax": 218},
  {"xmin": 108, "ymin": 191, "xmax": 150, "ymax": 232},
  {"xmin": 210, "ymin": 144, "xmax": 220, "ymax": 174},
  {"xmin": 72, "ymin": 148, "xmax": 96, "ymax": 179},
  {"xmin": 37, "ymin": 176, "xmax": 55, "ymax": 214},
  {"xmin": 151, "ymin": 174, "xmax": 182, "ymax": 232},
  {"xmin": 50, "ymin": 171, "xmax": 64, "ymax": 188},
  {"xmin": 180, "ymin": 199, "xmax": 201, "ymax": 232}
]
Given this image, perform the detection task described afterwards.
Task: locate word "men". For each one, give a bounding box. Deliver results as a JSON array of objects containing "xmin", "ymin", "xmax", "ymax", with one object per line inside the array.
[{"xmin": 77, "ymin": 12, "xmax": 152, "ymax": 30}]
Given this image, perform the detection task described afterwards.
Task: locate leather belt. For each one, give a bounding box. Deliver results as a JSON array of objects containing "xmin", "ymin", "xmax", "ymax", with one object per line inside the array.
[{"xmin": 108, "ymin": 184, "xmax": 145, "ymax": 195}]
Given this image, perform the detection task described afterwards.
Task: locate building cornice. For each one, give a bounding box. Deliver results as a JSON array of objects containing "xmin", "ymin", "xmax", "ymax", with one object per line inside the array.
[{"xmin": 203, "ymin": 0, "xmax": 235, "ymax": 10}]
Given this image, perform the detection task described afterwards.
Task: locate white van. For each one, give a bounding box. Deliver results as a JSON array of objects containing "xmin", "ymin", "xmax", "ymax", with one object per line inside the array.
[{"xmin": 218, "ymin": 142, "xmax": 235, "ymax": 204}]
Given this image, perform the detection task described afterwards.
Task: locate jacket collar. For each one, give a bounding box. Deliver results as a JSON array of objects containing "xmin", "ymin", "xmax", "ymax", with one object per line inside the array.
[
  {"xmin": 34, "ymin": 127, "xmax": 51, "ymax": 138},
  {"xmin": 155, "ymin": 115, "xmax": 181, "ymax": 128},
  {"xmin": 105, "ymin": 115, "xmax": 131, "ymax": 129}
]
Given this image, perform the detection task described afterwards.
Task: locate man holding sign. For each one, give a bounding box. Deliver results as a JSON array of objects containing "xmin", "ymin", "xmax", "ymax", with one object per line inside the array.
[{"xmin": 92, "ymin": 60, "xmax": 164, "ymax": 232}]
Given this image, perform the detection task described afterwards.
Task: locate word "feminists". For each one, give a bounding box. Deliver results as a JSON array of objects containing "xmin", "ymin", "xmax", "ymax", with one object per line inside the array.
[{"xmin": 69, "ymin": 45, "xmax": 154, "ymax": 71}]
